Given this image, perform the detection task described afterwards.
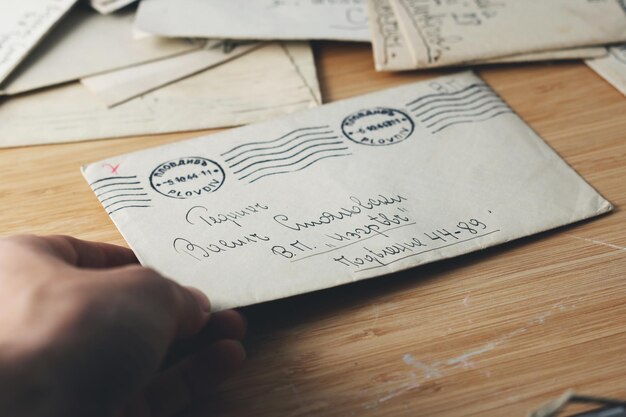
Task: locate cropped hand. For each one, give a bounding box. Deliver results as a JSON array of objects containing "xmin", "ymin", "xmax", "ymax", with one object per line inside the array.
[{"xmin": 0, "ymin": 235, "xmax": 246, "ymax": 417}]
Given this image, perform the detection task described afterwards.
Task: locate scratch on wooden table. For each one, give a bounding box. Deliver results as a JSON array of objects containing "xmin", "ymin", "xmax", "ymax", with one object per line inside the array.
[{"xmin": 566, "ymin": 234, "xmax": 626, "ymax": 252}]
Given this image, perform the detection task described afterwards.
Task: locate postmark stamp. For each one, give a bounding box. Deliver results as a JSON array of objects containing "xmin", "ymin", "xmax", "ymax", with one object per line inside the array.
[
  {"xmin": 341, "ymin": 107, "xmax": 415, "ymax": 146},
  {"xmin": 150, "ymin": 157, "xmax": 225, "ymax": 199}
]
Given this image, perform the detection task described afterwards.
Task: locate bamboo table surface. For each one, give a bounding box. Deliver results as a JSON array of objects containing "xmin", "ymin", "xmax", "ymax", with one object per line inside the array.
[{"xmin": 1, "ymin": 42, "xmax": 626, "ymax": 416}]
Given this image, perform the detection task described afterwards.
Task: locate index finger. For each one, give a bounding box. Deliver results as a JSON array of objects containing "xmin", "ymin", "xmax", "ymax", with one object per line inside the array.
[{"xmin": 13, "ymin": 235, "xmax": 139, "ymax": 269}]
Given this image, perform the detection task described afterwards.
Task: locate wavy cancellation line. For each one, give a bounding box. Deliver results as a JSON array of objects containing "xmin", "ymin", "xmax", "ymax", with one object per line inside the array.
[
  {"xmin": 424, "ymin": 99, "xmax": 510, "ymax": 128},
  {"xmin": 221, "ymin": 125, "xmax": 332, "ymax": 160},
  {"xmin": 416, "ymin": 92, "xmax": 502, "ymax": 121},
  {"xmin": 406, "ymin": 83, "xmax": 491, "ymax": 110},
  {"xmin": 240, "ymin": 146, "xmax": 350, "ymax": 182},
  {"xmin": 90, "ymin": 175, "xmax": 151, "ymax": 215},
  {"xmin": 248, "ymin": 152, "xmax": 352, "ymax": 184},
  {"xmin": 232, "ymin": 138, "xmax": 343, "ymax": 174},
  {"xmin": 430, "ymin": 108, "xmax": 514, "ymax": 134},
  {"xmin": 228, "ymin": 135, "xmax": 340, "ymax": 169}
]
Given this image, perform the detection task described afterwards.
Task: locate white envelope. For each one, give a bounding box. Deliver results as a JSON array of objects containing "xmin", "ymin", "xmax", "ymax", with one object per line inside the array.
[
  {"xmin": 81, "ymin": 41, "xmax": 263, "ymax": 107},
  {"xmin": 81, "ymin": 71, "xmax": 612, "ymax": 311},
  {"xmin": 0, "ymin": 0, "xmax": 77, "ymax": 84},
  {"xmin": 389, "ymin": 0, "xmax": 626, "ymax": 69},
  {"xmin": 0, "ymin": 5, "xmax": 197, "ymax": 96},
  {"xmin": 90, "ymin": 0, "xmax": 137, "ymax": 14},
  {"xmin": 367, "ymin": 0, "xmax": 609, "ymax": 71},
  {"xmin": 586, "ymin": 45, "xmax": 626, "ymax": 97},
  {"xmin": 0, "ymin": 42, "xmax": 320, "ymax": 147},
  {"xmin": 135, "ymin": 0, "xmax": 371, "ymax": 42}
]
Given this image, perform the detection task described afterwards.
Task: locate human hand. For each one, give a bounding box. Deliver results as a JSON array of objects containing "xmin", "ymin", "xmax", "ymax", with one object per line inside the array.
[{"xmin": 0, "ymin": 235, "xmax": 246, "ymax": 417}]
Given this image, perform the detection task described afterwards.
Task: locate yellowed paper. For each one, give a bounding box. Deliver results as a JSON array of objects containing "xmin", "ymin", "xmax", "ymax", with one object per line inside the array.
[
  {"xmin": 0, "ymin": 43, "xmax": 320, "ymax": 147},
  {"xmin": 81, "ymin": 41, "xmax": 263, "ymax": 107},
  {"xmin": 368, "ymin": 0, "xmax": 609, "ymax": 71},
  {"xmin": 390, "ymin": 0, "xmax": 626, "ymax": 69},
  {"xmin": 0, "ymin": 5, "xmax": 197, "ymax": 96},
  {"xmin": 135, "ymin": 0, "xmax": 370, "ymax": 42},
  {"xmin": 81, "ymin": 71, "xmax": 611, "ymax": 311},
  {"xmin": 586, "ymin": 45, "xmax": 626, "ymax": 97},
  {"xmin": 0, "ymin": 0, "xmax": 77, "ymax": 84},
  {"xmin": 90, "ymin": 0, "xmax": 137, "ymax": 14}
]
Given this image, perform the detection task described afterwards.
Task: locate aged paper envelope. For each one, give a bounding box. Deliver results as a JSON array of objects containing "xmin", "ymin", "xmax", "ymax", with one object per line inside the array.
[
  {"xmin": 81, "ymin": 71, "xmax": 612, "ymax": 311},
  {"xmin": 367, "ymin": 0, "xmax": 608, "ymax": 71},
  {"xmin": 81, "ymin": 41, "xmax": 263, "ymax": 107},
  {"xmin": 0, "ymin": 42, "xmax": 320, "ymax": 147},
  {"xmin": 586, "ymin": 45, "xmax": 626, "ymax": 97},
  {"xmin": 135, "ymin": 0, "xmax": 370, "ymax": 42},
  {"xmin": 0, "ymin": 5, "xmax": 197, "ymax": 96},
  {"xmin": 389, "ymin": 0, "xmax": 626, "ymax": 69},
  {"xmin": 90, "ymin": 0, "xmax": 137, "ymax": 14},
  {"xmin": 0, "ymin": 0, "xmax": 77, "ymax": 84}
]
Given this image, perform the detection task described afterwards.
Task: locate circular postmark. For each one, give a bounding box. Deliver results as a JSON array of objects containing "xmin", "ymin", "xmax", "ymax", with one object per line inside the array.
[
  {"xmin": 341, "ymin": 107, "xmax": 415, "ymax": 146},
  {"xmin": 150, "ymin": 157, "xmax": 225, "ymax": 199}
]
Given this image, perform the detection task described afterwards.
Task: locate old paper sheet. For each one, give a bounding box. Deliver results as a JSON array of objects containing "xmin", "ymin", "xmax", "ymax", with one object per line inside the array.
[
  {"xmin": 90, "ymin": 0, "xmax": 137, "ymax": 14},
  {"xmin": 0, "ymin": 0, "xmax": 77, "ymax": 85},
  {"xmin": 135, "ymin": 0, "xmax": 370, "ymax": 42},
  {"xmin": 586, "ymin": 45, "xmax": 626, "ymax": 97},
  {"xmin": 368, "ymin": 0, "xmax": 609, "ymax": 71},
  {"xmin": 81, "ymin": 41, "xmax": 263, "ymax": 107},
  {"xmin": 81, "ymin": 71, "xmax": 611, "ymax": 311},
  {"xmin": 389, "ymin": 0, "xmax": 626, "ymax": 69},
  {"xmin": 0, "ymin": 43, "xmax": 320, "ymax": 147},
  {"xmin": 0, "ymin": 5, "xmax": 197, "ymax": 96}
]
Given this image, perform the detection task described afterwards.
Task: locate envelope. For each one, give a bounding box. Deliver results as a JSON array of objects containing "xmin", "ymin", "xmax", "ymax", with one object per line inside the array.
[
  {"xmin": 0, "ymin": 42, "xmax": 320, "ymax": 147},
  {"xmin": 81, "ymin": 40, "xmax": 263, "ymax": 107},
  {"xmin": 367, "ymin": 0, "xmax": 609, "ymax": 71},
  {"xmin": 81, "ymin": 71, "xmax": 612, "ymax": 311},
  {"xmin": 388, "ymin": 0, "xmax": 626, "ymax": 69},
  {"xmin": 586, "ymin": 45, "xmax": 626, "ymax": 97},
  {"xmin": 0, "ymin": 5, "xmax": 197, "ymax": 96},
  {"xmin": 90, "ymin": 0, "xmax": 137, "ymax": 15},
  {"xmin": 135, "ymin": 0, "xmax": 371, "ymax": 42},
  {"xmin": 0, "ymin": 0, "xmax": 77, "ymax": 85}
]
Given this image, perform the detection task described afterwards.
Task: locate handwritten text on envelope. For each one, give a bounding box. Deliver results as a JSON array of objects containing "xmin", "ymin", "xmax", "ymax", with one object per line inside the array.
[{"xmin": 82, "ymin": 72, "xmax": 611, "ymax": 311}]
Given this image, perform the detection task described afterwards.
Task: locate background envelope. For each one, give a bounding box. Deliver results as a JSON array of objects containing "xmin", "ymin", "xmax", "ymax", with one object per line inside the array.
[
  {"xmin": 135, "ymin": 0, "xmax": 371, "ymax": 42},
  {"xmin": 81, "ymin": 41, "xmax": 263, "ymax": 107},
  {"xmin": 390, "ymin": 0, "xmax": 626, "ymax": 68},
  {"xmin": 81, "ymin": 71, "xmax": 612, "ymax": 312},
  {"xmin": 0, "ymin": 0, "xmax": 78, "ymax": 85},
  {"xmin": 90, "ymin": 0, "xmax": 138, "ymax": 15},
  {"xmin": 0, "ymin": 42, "xmax": 320, "ymax": 147},
  {"xmin": 0, "ymin": 4, "xmax": 197, "ymax": 96},
  {"xmin": 586, "ymin": 45, "xmax": 626, "ymax": 97}
]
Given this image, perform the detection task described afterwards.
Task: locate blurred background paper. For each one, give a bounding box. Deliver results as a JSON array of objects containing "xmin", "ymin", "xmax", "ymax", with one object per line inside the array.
[
  {"xmin": 90, "ymin": 0, "xmax": 138, "ymax": 14},
  {"xmin": 586, "ymin": 45, "xmax": 626, "ymax": 97},
  {"xmin": 0, "ymin": 4, "xmax": 197, "ymax": 96},
  {"xmin": 81, "ymin": 41, "xmax": 263, "ymax": 107},
  {"xmin": 0, "ymin": 43, "xmax": 321, "ymax": 147},
  {"xmin": 135, "ymin": 0, "xmax": 370, "ymax": 41},
  {"xmin": 0, "ymin": 0, "xmax": 78, "ymax": 85},
  {"xmin": 367, "ymin": 0, "xmax": 610, "ymax": 71},
  {"xmin": 388, "ymin": 0, "xmax": 626, "ymax": 69}
]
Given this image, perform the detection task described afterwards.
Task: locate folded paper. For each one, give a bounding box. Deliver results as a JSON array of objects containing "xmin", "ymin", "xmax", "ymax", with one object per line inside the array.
[
  {"xmin": 135, "ymin": 0, "xmax": 370, "ymax": 42},
  {"xmin": 380, "ymin": 0, "xmax": 626, "ymax": 69},
  {"xmin": 586, "ymin": 45, "xmax": 626, "ymax": 97},
  {"xmin": 0, "ymin": 43, "xmax": 320, "ymax": 147},
  {"xmin": 81, "ymin": 71, "xmax": 612, "ymax": 311}
]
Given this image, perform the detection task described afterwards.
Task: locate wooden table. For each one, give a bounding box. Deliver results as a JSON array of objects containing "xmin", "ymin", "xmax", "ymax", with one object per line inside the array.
[{"xmin": 1, "ymin": 42, "xmax": 625, "ymax": 416}]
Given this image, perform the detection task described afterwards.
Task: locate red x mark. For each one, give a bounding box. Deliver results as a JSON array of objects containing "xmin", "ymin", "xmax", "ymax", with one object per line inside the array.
[{"xmin": 103, "ymin": 163, "xmax": 120, "ymax": 175}]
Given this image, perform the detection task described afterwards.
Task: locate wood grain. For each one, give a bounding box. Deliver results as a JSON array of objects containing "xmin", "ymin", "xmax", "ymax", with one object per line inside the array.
[{"xmin": 1, "ymin": 42, "xmax": 625, "ymax": 416}]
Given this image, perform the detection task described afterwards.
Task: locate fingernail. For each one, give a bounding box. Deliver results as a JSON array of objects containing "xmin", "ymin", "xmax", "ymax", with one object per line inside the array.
[{"xmin": 187, "ymin": 286, "xmax": 211, "ymax": 314}]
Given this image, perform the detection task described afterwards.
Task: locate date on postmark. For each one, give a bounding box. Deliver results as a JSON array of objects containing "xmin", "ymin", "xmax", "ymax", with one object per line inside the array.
[
  {"xmin": 341, "ymin": 107, "xmax": 414, "ymax": 146},
  {"xmin": 150, "ymin": 157, "xmax": 225, "ymax": 199}
]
